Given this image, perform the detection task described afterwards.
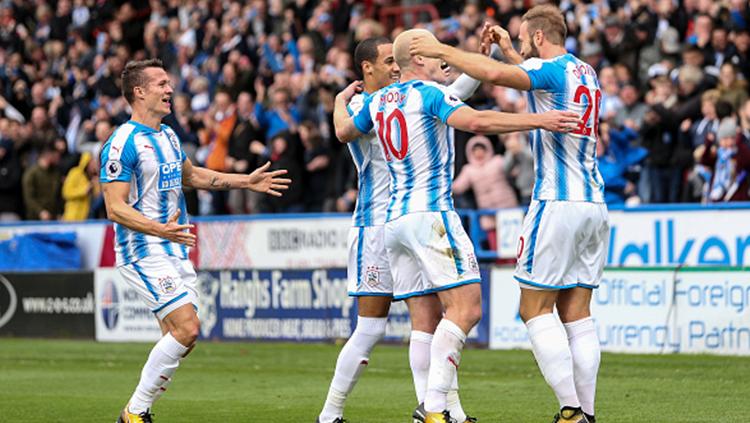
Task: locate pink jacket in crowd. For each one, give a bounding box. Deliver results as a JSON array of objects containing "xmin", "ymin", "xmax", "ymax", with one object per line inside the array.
[{"xmin": 453, "ymin": 135, "xmax": 518, "ymax": 230}]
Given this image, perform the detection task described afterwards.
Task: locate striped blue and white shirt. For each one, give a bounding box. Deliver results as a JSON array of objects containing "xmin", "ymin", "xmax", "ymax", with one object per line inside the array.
[
  {"xmin": 352, "ymin": 80, "xmax": 464, "ymax": 222},
  {"xmin": 519, "ymin": 53, "xmax": 605, "ymax": 203},
  {"xmin": 99, "ymin": 120, "xmax": 190, "ymax": 266},
  {"xmin": 347, "ymin": 93, "xmax": 390, "ymax": 227}
]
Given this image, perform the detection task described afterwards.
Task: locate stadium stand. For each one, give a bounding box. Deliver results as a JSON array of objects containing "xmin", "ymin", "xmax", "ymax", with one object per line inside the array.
[{"xmin": 0, "ymin": 0, "xmax": 749, "ymax": 223}]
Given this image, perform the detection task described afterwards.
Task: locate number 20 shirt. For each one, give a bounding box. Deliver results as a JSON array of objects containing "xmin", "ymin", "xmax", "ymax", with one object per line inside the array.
[
  {"xmin": 352, "ymin": 80, "xmax": 465, "ymax": 223},
  {"xmin": 99, "ymin": 120, "xmax": 190, "ymax": 266},
  {"xmin": 518, "ymin": 53, "xmax": 605, "ymax": 204}
]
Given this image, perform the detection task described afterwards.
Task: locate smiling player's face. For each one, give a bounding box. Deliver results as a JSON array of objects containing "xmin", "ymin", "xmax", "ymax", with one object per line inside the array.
[
  {"xmin": 370, "ymin": 44, "xmax": 400, "ymax": 90},
  {"xmin": 140, "ymin": 67, "xmax": 174, "ymax": 117}
]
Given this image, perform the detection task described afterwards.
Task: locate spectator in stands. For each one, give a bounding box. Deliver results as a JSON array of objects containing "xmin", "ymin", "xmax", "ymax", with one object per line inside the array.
[
  {"xmin": 254, "ymin": 83, "xmax": 300, "ymax": 141},
  {"xmin": 227, "ymin": 91, "xmax": 264, "ymax": 214},
  {"xmin": 729, "ymin": 28, "xmax": 750, "ymax": 81},
  {"xmin": 502, "ymin": 132, "xmax": 534, "ymax": 206},
  {"xmin": 717, "ymin": 62, "xmax": 748, "ymax": 112},
  {"xmin": 453, "ymin": 135, "xmax": 518, "ymax": 250},
  {"xmin": 681, "ymin": 89, "xmax": 722, "ymax": 149},
  {"xmin": 22, "ymin": 143, "xmax": 62, "ymax": 220},
  {"xmin": 614, "ymin": 83, "xmax": 649, "ymax": 132},
  {"xmin": 61, "ymin": 151, "xmax": 94, "ymax": 221},
  {"xmin": 198, "ymin": 90, "xmax": 237, "ymax": 215},
  {"xmin": 598, "ymin": 122, "xmax": 648, "ymax": 205},
  {"xmin": 299, "ymin": 121, "xmax": 331, "ymax": 212},
  {"xmin": 740, "ymin": 98, "xmax": 750, "ymax": 143},
  {"xmin": 257, "ymin": 132, "xmax": 304, "ymax": 213},
  {"xmin": 699, "ymin": 117, "xmax": 750, "ymax": 202},
  {"xmin": 0, "ymin": 121, "xmax": 23, "ymax": 221}
]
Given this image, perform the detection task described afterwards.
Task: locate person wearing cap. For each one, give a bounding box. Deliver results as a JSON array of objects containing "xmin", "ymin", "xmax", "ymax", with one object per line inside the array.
[{"xmin": 699, "ymin": 117, "xmax": 750, "ymax": 202}]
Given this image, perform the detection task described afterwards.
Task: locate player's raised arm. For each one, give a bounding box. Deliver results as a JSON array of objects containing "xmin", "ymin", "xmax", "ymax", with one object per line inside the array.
[
  {"xmin": 447, "ymin": 106, "xmax": 580, "ymax": 135},
  {"xmin": 182, "ymin": 158, "xmax": 291, "ymax": 197},
  {"xmin": 333, "ymin": 80, "xmax": 368, "ymax": 143},
  {"xmin": 410, "ymin": 35, "xmax": 531, "ymax": 91},
  {"xmin": 489, "ymin": 25, "xmax": 524, "ymax": 65}
]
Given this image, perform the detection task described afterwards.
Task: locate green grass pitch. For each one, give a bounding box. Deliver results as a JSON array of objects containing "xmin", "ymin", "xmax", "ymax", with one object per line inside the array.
[{"xmin": 0, "ymin": 339, "xmax": 748, "ymax": 422}]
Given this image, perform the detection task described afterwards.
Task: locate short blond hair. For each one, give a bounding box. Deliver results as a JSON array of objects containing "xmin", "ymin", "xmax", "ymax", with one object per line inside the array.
[{"xmin": 522, "ymin": 5, "xmax": 567, "ymax": 45}]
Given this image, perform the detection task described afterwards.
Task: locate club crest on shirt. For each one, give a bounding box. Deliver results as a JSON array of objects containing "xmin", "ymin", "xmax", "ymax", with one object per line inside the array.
[
  {"xmin": 365, "ymin": 266, "xmax": 380, "ymax": 287},
  {"xmin": 105, "ymin": 160, "xmax": 122, "ymax": 179},
  {"xmin": 158, "ymin": 276, "xmax": 177, "ymax": 294}
]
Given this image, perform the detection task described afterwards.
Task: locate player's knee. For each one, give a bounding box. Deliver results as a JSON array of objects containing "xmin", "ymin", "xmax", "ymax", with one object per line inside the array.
[
  {"xmin": 558, "ymin": 308, "xmax": 590, "ymax": 323},
  {"xmin": 174, "ymin": 318, "xmax": 200, "ymax": 346},
  {"xmin": 466, "ymin": 306, "xmax": 482, "ymax": 328},
  {"xmin": 456, "ymin": 305, "xmax": 482, "ymax": 329},
  {"xmin": 519, "ymin": 302, "xmax": 542, "ymax": 323}
]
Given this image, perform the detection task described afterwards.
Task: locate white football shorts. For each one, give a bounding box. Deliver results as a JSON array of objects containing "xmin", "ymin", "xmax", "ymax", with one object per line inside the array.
[
  {"xmin": 118, "ymin": 254, "xmax": 199, "ymax": 320},
  {"xmin": 514, "ymin": 200, "xmax": 609, "ymax": 290},
  {"xmin": 347, "ymin": 225, "xmax": 394, "ymax": 297},
  {"xmin": 385, "ymin": 211, "xmax": 481, "ymax": 300}
]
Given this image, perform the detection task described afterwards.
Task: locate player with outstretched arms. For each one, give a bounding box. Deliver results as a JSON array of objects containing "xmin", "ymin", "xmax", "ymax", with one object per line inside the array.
[
  {"xmin": 334, "ymin": 29, "xmax": 580, "ymax": 423},
  {"xmin": 317, "ymin": 32, "xmax": 499, "ymax": 423},
  {"xmin": 100, "ymin": 59, "xmax": 290, "ymax": 423},
  {"xmin": 411, "ymin": 5, "xmax": 609, "ymax": 423}
]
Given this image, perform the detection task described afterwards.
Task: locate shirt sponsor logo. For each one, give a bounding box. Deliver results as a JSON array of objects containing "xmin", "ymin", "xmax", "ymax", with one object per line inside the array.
[{"xmin": 158, "ymin": 161, "xmax": 182, "ymax": 191}]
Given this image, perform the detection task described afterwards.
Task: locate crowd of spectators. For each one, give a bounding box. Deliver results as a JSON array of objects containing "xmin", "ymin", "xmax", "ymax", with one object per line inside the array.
[{"xmin": 1, "ymin": 0, "xmax": 750, "ymax": 224}]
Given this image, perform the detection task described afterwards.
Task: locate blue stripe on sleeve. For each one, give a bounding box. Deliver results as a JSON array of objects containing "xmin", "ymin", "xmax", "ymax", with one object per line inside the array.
[{"xmin": 352, "ymin": 94, "xmax": 375, "ymax": 134}]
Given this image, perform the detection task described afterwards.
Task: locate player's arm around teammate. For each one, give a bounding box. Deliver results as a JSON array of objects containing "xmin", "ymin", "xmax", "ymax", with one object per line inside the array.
[
  {"xmin": 333, "ymin": 80, "xmax": 580, "ymax": 143},
  {"xmin": 409, "ymin": 27, "xmax": 532, "ymax": 90}
]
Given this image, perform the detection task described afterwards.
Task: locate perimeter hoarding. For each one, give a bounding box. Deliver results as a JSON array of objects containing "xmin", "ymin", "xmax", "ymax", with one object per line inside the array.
[
  {"xmin": 0, "ymin": 272, "xmax": 94, "ymax": 338},
  {"xmin": 197, "ymin": 217, "xmax": 350, "ymax": 270},
  {"xmin": 495, "ymin": 207, "xmax": 750, "ymax": 266},
  {"xmin": 489, "ymin": 267, "xmax": 750, "ymax": 355},
  {"xmin": 95, "ymin": 267, "xmax": 492, "ymax": 344}
]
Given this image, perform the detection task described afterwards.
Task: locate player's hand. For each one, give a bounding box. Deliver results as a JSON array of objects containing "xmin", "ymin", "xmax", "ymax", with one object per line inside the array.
[
  {"xmin": 246, "ymin": 161, "xmax": 291, "ymax": 197},
  {"xmin": 490, "ymin": 25, "xmax": 514, "ymax": 53},
  {"xmin": 336, "ymin": 80, "xmax": 363, "ymax": 104},
  {"xmin": 160, "ymin": 210, "xmax": 196, "ymax": 247},
  {"xmin": 479, "ymin": 22, "xmax": 492, "ymax": 55},
  {"xmin": 539, "ymin": 110, "xmax": 583, "ymax": 133},
  {"xmin": 409, "ymin": 35, "xmax": 445, "ymax": 59}
]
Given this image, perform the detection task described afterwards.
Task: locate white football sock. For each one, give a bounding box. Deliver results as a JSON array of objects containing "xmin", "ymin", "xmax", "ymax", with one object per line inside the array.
[
  {"xmin": 411, "ymin": 330, "xmax": 467, "ymax": 419},
  {"xmin": 564, "ymin": 317, "xmax": 600, "ymax": 416},
  {"xmin": 409, "ymin": 330, "xmax": 433, "ymax": 404},
  {"xmin": 318, "ymin": 316, "xmax": 386, "ymax": 423},
  {"xmin": 424, "ymin": 319, "xmax": 466, "ymax": 413},
  {"xmin": 446, "ymin": 373, "xmax": 467, "ymax": 422},
  {"xmin": 129, "ymin": 333, "xmax": 188, "ymax": 413},
  {"xmin": 526, "ymin": 313, "xmax": 580, "ymax": 409}
]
